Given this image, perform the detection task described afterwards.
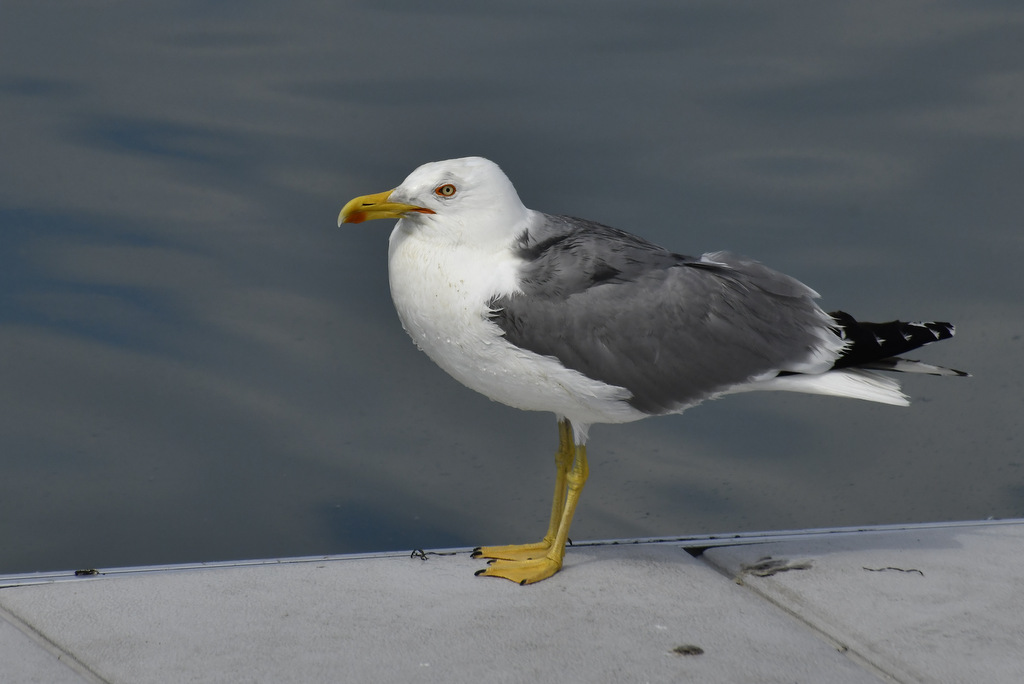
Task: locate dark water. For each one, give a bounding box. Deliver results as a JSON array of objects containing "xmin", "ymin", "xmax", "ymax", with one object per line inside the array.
[{"xmin": 2, "ymin": 1, "xmax": 1022, "ymax": 574}]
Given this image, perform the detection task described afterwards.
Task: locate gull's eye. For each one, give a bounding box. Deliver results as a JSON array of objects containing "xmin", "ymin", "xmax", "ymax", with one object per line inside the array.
[{"xmin": 434, "ymin": 183, "xmax": 457, "ymax": 197}]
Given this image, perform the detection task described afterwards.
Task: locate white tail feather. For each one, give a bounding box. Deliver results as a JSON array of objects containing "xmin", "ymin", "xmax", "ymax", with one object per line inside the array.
[{"xmin": 738, "ymin": 369, "xmax": 910, "ymax": 406}]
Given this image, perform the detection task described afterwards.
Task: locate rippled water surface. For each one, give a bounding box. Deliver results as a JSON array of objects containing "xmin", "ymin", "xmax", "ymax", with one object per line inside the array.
[{"xmin": 2, "ymin": 1, "xmax": 1022, "ymax": 573}]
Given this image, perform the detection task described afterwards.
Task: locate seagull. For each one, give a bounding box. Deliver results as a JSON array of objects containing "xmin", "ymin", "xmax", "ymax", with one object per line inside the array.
[{"xmin": 338, "ymin": 156, "xmax": 966, "ymax": 585}]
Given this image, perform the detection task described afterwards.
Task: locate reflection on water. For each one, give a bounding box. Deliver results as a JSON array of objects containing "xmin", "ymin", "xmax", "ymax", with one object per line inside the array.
[{"xmin": 1, "ymin": 1, "xmax": 1022, "ymax": 573}]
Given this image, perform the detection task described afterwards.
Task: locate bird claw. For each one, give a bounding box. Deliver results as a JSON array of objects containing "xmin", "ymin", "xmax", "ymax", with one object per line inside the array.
[{"xmin": 475, "ymin": 557, "xmax": 562, "ymax": 585}]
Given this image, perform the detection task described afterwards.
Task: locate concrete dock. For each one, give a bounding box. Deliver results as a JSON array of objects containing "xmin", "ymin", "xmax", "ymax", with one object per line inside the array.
[{"xmin": 2, "ymin": 520, "xmax": 1022, "ymax": 683}]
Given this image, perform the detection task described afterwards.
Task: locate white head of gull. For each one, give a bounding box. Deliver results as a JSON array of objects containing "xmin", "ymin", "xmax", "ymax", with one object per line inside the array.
[{"xmin": 339, "ymin": 156, "xmax": 966, "ymax": 584}]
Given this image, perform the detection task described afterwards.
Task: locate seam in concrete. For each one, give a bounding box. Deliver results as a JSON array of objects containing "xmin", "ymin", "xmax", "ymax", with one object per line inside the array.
[
  {"xmin": 0, "ymin": 603, "xmax": 111, "ymax": 684},
  {"xmin": 698, "ymin": 550, "xmax": 903, "ymax": 684}
]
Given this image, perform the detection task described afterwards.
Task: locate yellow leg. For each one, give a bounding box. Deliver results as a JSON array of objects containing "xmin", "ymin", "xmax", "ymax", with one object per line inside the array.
[
  {"xmin": 475, "ymin": 420, "xmax": 589, "ymax": 585},
  {"xmin": 473, "ymin": 419, "xmax": 573, "ymax": 562}
]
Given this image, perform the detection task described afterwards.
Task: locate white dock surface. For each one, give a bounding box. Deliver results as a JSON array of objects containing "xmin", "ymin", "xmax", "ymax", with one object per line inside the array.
[{"xmin": 2, "ymin": 520, "xmax": 1022, "ymax": 683}]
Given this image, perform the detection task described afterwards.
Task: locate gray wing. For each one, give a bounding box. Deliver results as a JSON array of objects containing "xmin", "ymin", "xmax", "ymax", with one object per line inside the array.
[{"xmin": 489, "ymin": 214, "xmax": 836, "ymax": 414}]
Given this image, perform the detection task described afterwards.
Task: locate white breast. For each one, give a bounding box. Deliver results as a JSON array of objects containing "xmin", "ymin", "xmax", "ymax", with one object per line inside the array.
[{"xmin": 386, "ymin": 221, "xmax": 645, "ymax": 435}]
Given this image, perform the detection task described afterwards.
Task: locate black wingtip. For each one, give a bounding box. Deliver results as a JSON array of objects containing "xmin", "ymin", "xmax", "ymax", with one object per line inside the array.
[{"xmin": 830, "ymin": 312, "xmax": 960, "ymax": 370}]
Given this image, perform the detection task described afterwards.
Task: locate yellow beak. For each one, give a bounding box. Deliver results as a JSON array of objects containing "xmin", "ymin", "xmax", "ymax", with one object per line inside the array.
[{"xmin": 337, "ymin": 189, "xmax": 435, "ymax": 226}]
